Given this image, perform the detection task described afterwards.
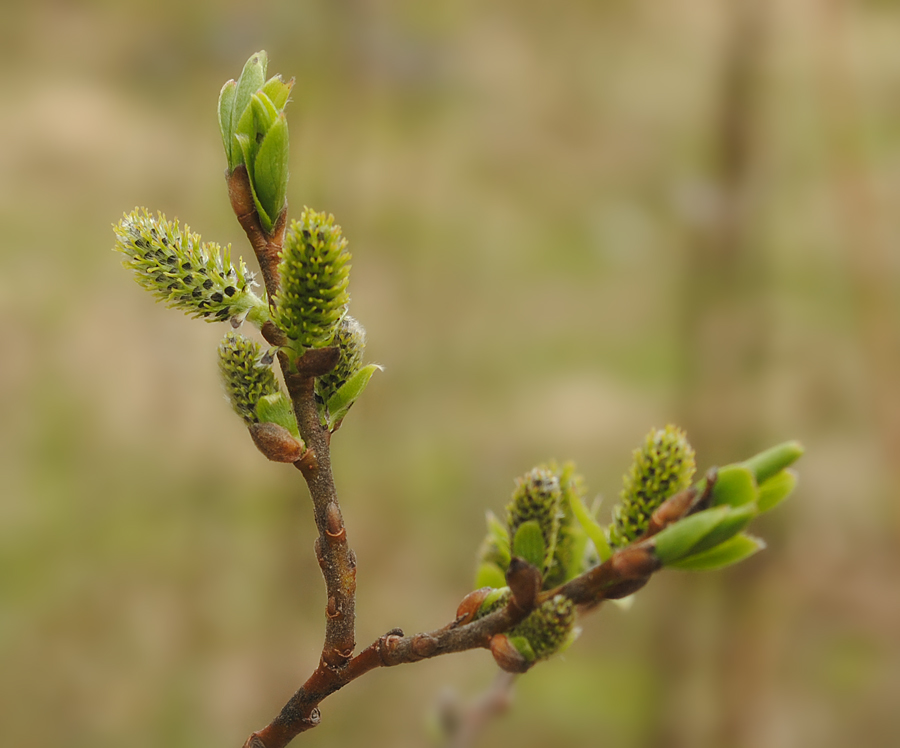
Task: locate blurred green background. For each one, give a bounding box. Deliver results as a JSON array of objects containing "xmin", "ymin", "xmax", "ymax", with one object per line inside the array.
[{"xmin": 2, "ymin": 0, "xmax": 899, "ymax": 746}]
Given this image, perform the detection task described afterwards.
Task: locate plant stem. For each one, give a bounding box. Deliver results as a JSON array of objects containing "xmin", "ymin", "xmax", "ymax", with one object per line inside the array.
[
  {"xmin": 227, "ymin": 166, "xmax": 287, "ymax": 300},
  {"xmin": 227, "ymin": 174, "xmax": 707, "ymax": 747}
]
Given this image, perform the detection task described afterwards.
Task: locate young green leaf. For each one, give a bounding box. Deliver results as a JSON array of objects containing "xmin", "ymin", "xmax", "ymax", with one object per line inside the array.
[
  {"xmin": 741, "ymin": 441, "xmax": 804, "ymax": 485},
  {"xmin": 687, "ymin": 503, "xmax": 756, "ymax": 555},
  {"xmin": 653, "ymin": 506, "xmax": 731, "ymax": 565},
  {"xmin": 255, "ymin": 391, "xmax": 299, "ymax": 437},
  {"xmin": 251, "ymin": 90, "xmax": 280, "ymax": 132},
  {"xmin": 325, "ymin": 363, "xmax": 381, "ymax": 429},
  {"xmin": 474, "ymin": 562, "xmax": 507, "ymax": 590},
  {"xmin": 710, "ymin": 464, "xmax": 758, "ymax": 507},
  {"xmin": 218, "ymin": 80, "xmax": 237, "ymax": 165},
  {"xmin": 230, "ymin": 51, "xmax": 268, "ymax": 169},
  {"xmin": 569, "ymin": 490, "xmax": 612, "ymax": 562},
  {"xmin": 757, "ymin": 469, "xmax": 798, "ymax": 513},
  {"xmin": 507, "ymin": 636, "xmax": 537, "ymax": 664},
  {"xmin": 252, "ymin": 113, "xmax": 289, "ymax": 233},
  {"xmin": 476, "ymin": 587, "xmax": 511, "ymax": 619},
  {"xmin": 667, "ymin": 533, "xmax": 765, "ymax": 571},
  {"xmin": 476, "ymin": 511, "xmax": 512, "ymax": 584},
  {"xmin": 262, "ymin": 75, "xmax": 294, "ymax": 109},
  {"xmin": 544, "ymin": 465, "xmax": 588, "ymax": 587},
  {"xmin": 512, "ymin": 520, "xmax": 546, "ymax": 571}
]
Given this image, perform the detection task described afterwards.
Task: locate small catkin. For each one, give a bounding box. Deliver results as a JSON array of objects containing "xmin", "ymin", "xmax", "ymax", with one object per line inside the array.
[
  {"xmin": 543, "ymin": 463, "xmax": 586, "ymax": 588},
  {"xmin": 509, "ymin": 594, "xmax": 576, "ymax": 662},
  {"xmin": 506, "ymin": 468, "xmax": 562, "ymax": 575},
  {"xmin": 608, "ymin": 425, "xmax": 696, "ymax": 549},
  {"xmin": 316, "ymin": 315, "xmax": 366, "ymax": 404},
  {"xmin": 272, "ymin": 208, "xmax": 351, "ymax": 349},
  {"xmin": 218, "ymin": 331, "xmax": 281, "ymax": 425}
]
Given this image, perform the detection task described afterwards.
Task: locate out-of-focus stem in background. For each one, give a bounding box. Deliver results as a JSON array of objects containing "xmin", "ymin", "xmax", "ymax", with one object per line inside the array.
[{"xmin": 662, "ymin": 0, "xmax": 771, "ymax": 746}]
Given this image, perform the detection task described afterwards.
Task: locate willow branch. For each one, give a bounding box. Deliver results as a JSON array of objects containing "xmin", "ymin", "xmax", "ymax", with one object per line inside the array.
[
  {"xmin": 227, "ymin": 166, "xmax": 287, "ymax": 301},
  {"xmin": 226, "ymin": 176, "xmax": 721, "ymax": 744},
  {"xmin": 238, "ymin": 469, "xmax": 713, "ymax": 748}
]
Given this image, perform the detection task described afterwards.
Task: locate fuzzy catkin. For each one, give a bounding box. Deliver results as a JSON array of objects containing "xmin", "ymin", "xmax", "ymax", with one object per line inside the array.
[
  {"xmin": 510, "ymin": 594, "xmax": 576, "ymax": 661},
  {"xmin": 272, "ymin": 209, "xmax": 351, "ymax": 349},
  {"xmin": 506, "ymin": 468, "xmax": 562, "ymax": 575},
  {"xmin": 316, "ymin": 315, "xmax": 366, "ymax": 404},
  {"xmin": 114, "ymin": 208, "xmax": 263, "ymax": 324},
  {"xmin": 218, "ymin": 331, "xmax": 281, "ymax": 425},
  {"xmin": 608, "ymin": 425, "xmax": 696, "ymax": 549}
]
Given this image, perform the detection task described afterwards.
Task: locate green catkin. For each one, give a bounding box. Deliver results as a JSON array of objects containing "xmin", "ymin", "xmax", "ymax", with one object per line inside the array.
[
  {"xmin": 272, "ymin": 208, "xmax": 351, "ymax": 349},
  {"xmin": 506, "ymin": 467, "xmax": 562, "ymax": 575},
  {"xmin": 510, "ymin": 594, "xmax": 576, "ymax": 661},
  {"xmin": 114, "ymin": 208, "xmax": 266, "ymax": 325},
  {"xmin": 543, "ymin": 463, "xmax": 586, "ymax": 588},
  {"xmin": 316, "ymin": 315, "xmax": 366, "ymax": 404},
  {"xmin": 608, "ymin": 425, "xmax": 696, "ymax": 549},
  {"xmin": 218, "ymin": 331, "xmax": 281, "ymax": 425}
]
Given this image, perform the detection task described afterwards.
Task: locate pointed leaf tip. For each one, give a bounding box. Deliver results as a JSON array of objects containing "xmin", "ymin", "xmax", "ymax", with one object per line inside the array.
[
  {"xmin": 668, "ymin": 533, "xmax": 765, "ymax": 571},
  {"xmin": 757, "ymin": 469, "xmax": 798, "ymax": 513},
  {"xmin": 742, "ymin": 441, "xmax": 804, "ymax": 486}
]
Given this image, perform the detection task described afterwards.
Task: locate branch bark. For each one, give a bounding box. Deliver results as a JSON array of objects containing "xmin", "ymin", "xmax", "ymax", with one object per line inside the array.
[
  {"xmin": 227, "ymin": 179, "xmax": 709, "ymax": 748},
  {"xmin": 238, "ymin": 478, "xmax": 703, "ymax": 748}
]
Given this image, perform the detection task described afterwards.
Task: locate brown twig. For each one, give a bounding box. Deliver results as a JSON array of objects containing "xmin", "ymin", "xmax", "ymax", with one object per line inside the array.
[
  {"xmin": 227, "ymin": 166, "xmax": 287, "ymax": 300},
  {"xmin": 239, "ymin": 500, "xmax": 707, "ymax": 748},
  {"xmin": 228, "ymin": 178, "xmax": 708, "ymax": 747}
]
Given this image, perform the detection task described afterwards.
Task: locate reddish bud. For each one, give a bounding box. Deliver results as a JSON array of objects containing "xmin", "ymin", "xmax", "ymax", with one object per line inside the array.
[
  {"xmin": 249, "ymin": 422, "xmax": 305, "ymax": 462},
  {"xmin": 489, "ymin": 635, "xmax": 532, "ymax": 674},
  {"xmin": 455, "ymin": 587, "xmax": 494, "ymax": 626}
]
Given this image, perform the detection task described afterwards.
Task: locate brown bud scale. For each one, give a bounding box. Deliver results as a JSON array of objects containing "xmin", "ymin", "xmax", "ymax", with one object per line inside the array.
[
  {"xmin": 249, "ymin": 422, "xmax": 305, "ymax": 463},
  {"xmin": 489, "ymin": 635, "xmax": 532, "ymax": 674}
]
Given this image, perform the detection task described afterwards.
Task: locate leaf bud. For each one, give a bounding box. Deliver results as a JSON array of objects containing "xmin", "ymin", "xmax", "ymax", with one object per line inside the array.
[
  {"xmin": 249, "ymin": 422, "xmax": 305, "ymax": 463},
  {"xmin": 218, "ymin": 50, "xmax": 294, "ymax": 233}
]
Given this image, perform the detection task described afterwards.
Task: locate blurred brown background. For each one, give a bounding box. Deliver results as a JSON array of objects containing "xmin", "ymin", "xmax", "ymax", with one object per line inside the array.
[{"xmin": 2, "ymin": 0, "xmax": 899, "ymax": 746}]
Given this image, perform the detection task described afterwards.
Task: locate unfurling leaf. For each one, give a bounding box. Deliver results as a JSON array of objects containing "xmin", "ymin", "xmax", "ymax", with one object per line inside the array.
[
  {"xmin": 710, "ymin": 464, "xmax": 757, "ymax": 507},
  {"xmin": 569, "ymin": 489, "xmax": 611, "ymax": 563},
  {"xmin": 668, "ymin": 533, "xmax": 765, "ymax": 571},
  {"xmin": 512, "ymin": 520, "xmax": 546, "ymax": 571},
  {"xmin": 324, "ymin": 363, "xmax": 381, "ymax": 430},
  {"xmin": 255, "ymin": 392, "xmax": 299, "ymax": 437},
  {"xmin": 741, "ymin": 441, "xmax": 804, "ymax": 485},
  {"xmin": 757, "ymin": 469, "xmax": 798, "ymax": 513},
  {"xmin": 219, "ymin": 50, "xmax": 293, "ymax": 232},
  {"xmin": 653, "ymin": 506, "xmax": 729, "ymax": 565}
]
